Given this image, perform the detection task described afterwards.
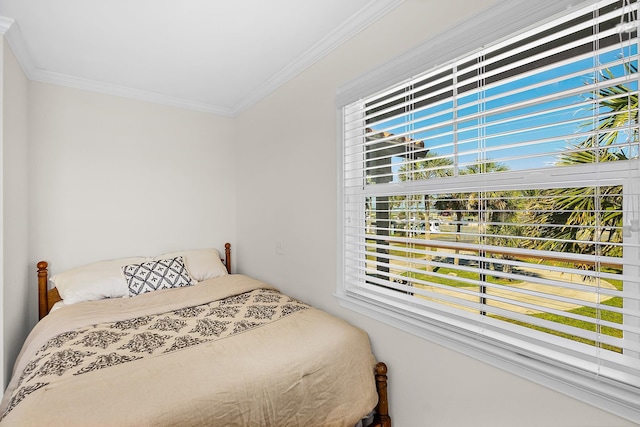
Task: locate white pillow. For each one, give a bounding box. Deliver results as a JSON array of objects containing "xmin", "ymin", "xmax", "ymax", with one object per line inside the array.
[
  {"xmin": 50, "ymin": 256, "xmax": 146, "ymax": 305},
  {"xmin": 155, "ymin": 248, "xmax": 228, "ymax": 282},
  {"xmin": 50, "ymin": 248, "xmax": 228, "ymax": 305}
]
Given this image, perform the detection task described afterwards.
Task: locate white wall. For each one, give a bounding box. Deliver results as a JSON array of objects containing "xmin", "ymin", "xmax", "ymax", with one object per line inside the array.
[
  {"xmin": 28, "ymin": 82, "xmax": 237, "ymax": 275},
  {"xmin": 1, "ymin": 62, "xmax": 238, "ymax": 389},
  {"xmin": 2, "ymin": 37, "xmax": 29, "ymax": 389},
  {"xmin": 235, "ymin": 1, "xmax": 637, "ymax": 426}
]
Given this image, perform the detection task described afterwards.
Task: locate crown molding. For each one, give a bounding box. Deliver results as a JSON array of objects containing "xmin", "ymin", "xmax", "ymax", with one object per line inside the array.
[
  {"xmin": 230, "ymin": 0, "xmax": 405, "ymax": 116},
  {"xmin": 1, "ymin": 0, "xmax": 405, "ymax": 118},
  {"xmin": 2, "ymin": 16, "xmax": 37, "ymax": 81},
  {"xmin": 0, "ymin": 16, "xmax": 14, "ymax": 34},
  {"xmin": 2, "ymin": 19, "xmax": 228, "ymax": 116},
  {"xmin": 29, "ymin": 68, "xmax": 235, "ymax": 116}
]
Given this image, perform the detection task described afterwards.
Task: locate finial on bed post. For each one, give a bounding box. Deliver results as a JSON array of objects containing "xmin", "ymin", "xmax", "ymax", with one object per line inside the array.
[
  {"xmin": 374, "ymin": 362, "xmax": 391, "ymax": 427},
  {"xmin": 224, "ymin": 243, "xmax": 231, "ymax": 274},
  {"xmin": 37, "ymin": 261, "xmax": 49, "ymax": 320}
]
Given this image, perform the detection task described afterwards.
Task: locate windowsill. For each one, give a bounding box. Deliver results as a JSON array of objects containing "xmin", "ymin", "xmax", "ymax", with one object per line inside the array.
[{"xmin": 335, "ymin": 292, "xmax": 640, "ymax": 424}]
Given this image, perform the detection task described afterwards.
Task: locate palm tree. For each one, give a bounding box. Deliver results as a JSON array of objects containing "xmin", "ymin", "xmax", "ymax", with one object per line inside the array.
[
  {"xmin": 557, "ymin": 64, "xmax": 638, "ymax": 165},
  {"xmin": 396, "ymin": 152, "xmax": 454, "ymax": 234},
  {"xmin": 433, "ymin": 161, "xmax": 514, "ymax": 265},
  {"xmin": 399, "ymin": 152, "xmax": 454, "ymax": 182},
  {"xmin": 533, "ymin": 64, "xmax": 638, "ymax": 258},
  {"xmin": 393, "ymin": 153, "xmax": 454, "ymax": 272}
]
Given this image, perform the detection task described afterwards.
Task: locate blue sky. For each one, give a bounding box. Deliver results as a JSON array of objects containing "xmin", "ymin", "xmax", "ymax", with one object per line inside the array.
[{"xmin": 376, "ymin": 43, "xmax": 638, "ymax": 181}]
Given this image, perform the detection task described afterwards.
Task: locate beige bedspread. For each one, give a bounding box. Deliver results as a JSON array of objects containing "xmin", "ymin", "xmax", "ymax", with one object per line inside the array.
[{"xmin": 0, "ymin": 274, "xmax": 378, "ymax": 426}]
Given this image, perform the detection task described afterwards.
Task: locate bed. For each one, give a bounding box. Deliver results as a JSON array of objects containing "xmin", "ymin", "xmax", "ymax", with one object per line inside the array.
[{"xmin": 0, "ymin": 243, "xmax": 390, "ymax": 427}]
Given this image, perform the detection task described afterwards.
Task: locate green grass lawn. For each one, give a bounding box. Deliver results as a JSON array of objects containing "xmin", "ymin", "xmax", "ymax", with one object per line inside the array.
[
  {"xmin": 407, "ymin": 266, "xmax": 518, "ymax": 288},
  {"xmin": 498, "ymin": 299, "xmax": 622, "ymax": 352},
  {"xmin": 400, "ymin": 262, "xmax": 622, "ymax": 351},
  {"xmin": 366, "ymin": 240, "xmax": 624, "ymax": 352},
  {"xmin": 518, "ymin": 277, "xmax": 623, "ymax": 352}
]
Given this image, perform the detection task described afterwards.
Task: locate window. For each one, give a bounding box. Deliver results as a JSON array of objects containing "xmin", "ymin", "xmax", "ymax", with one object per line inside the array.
[{"xmin": 338, "ymin": 0, "xmax": 640, "ymax": 420}]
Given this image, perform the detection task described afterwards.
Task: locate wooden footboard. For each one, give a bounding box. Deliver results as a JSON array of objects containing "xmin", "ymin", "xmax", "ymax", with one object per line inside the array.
[{"xmin": 371, "ymin": 362, "xmax": 391, "ymax": 427}]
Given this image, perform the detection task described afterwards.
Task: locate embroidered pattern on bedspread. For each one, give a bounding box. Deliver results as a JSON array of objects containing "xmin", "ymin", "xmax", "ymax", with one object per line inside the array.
[{"xmin": 2, "ymin": 289, "xmax": 309, "ymax": 418}]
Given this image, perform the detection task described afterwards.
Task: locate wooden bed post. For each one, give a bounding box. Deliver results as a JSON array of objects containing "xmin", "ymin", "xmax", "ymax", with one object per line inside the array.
[
  {"xmin": 224, "ymin": 242, "xmax": 231, "ymax": 274},
  {"xmin": 373, "ymin": 362, "xmax": 391, "ymax": 427},
  {"xmin": 37, "ymin": 261, "xmax": 49, "ymax": 320}
]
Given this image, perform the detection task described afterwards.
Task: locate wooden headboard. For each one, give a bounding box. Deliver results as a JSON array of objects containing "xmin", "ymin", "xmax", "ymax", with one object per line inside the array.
[{"xmin": 38, "ymin": 243, "xmax": 232, "ymax": 320}]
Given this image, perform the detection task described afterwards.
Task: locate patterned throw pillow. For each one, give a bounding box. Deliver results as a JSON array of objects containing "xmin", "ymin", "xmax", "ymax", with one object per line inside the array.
[{"xmin": 122, "ymin": 256, "xmax": 195, "ymax": 297}]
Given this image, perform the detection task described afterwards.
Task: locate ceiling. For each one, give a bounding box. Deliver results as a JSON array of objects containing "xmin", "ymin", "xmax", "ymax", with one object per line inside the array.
[{"xmin": 0, "ymin": 0, "xmax": 403, "ymax": 116}]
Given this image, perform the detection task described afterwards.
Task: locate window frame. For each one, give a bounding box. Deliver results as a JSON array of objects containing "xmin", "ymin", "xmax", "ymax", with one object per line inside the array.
[{"xmin": 336, "ymin": 0, "xmax": 640, "ymax": 422}]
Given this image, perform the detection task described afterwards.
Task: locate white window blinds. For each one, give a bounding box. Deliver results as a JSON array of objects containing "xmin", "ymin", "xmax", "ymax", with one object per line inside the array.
[{"xmin": 341, "ymin": 0, "xmax": 640, "ymax": 415}]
